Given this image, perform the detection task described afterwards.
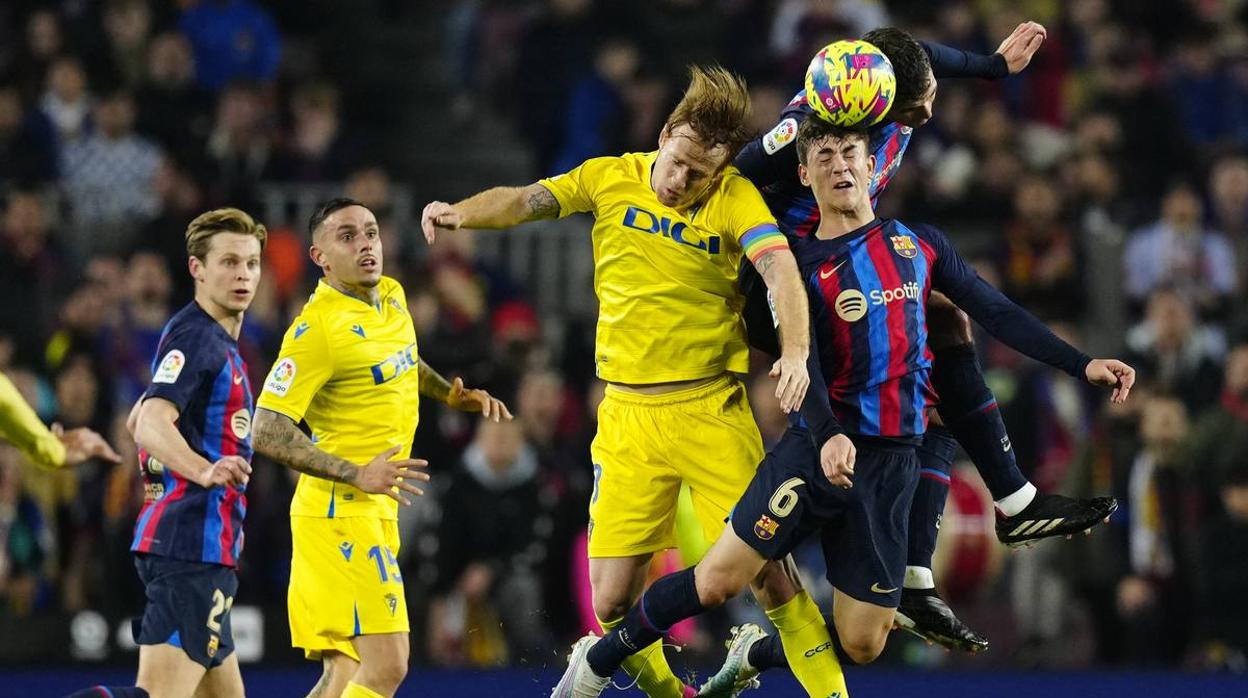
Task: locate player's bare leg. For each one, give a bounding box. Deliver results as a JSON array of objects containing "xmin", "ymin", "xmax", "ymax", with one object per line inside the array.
[
  {"xmin": 347, "ymin": 632, "xmax": 409, "ymax": 698},
  {"xmin": 588, "ymin": 554, "xmax": 654, "ymax": 624},
  {"xmin": 136, "ymin": 644, "xmax": 209, "ymax": 698},
  {"xmin": 829, "ymin": 588, "xmax": 895, "ymax": 665},
  {"xmin": 588, "ymin": 553, "xmax": 697, "ymax": 697},
  {"xmin": 192, "ymin": 653, "xmax": 245, "ymax": 698},
  {"xmin": 305, "ymin": 651, "xmax": 357, "ymax": 698}
]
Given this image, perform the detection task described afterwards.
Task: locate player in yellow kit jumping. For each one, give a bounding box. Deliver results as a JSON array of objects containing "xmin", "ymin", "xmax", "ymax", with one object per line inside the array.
[
  {"xmin": 253, "ymin": 198, "xmax": 509, "ymax": 698},
  {"xmin": 422, "ymin": 66, "xmax": 845, "ymax": 698}
]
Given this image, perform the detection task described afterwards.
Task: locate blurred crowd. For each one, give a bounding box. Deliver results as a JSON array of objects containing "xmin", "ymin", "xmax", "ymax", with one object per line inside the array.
[{"xmin": 1, "ymin": 0, "xmax": 1248, "ymax": 676}]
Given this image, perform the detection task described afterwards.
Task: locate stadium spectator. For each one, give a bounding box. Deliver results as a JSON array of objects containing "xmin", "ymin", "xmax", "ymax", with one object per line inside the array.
[
  {"xmin": 178, "ymin": 0, "xmax": 282, "ymax": 91},
  {"xmin": 201, "ymin": 80, "xmax": 274, "ymax": 209},
  {"xmin": 1123, "ymin": 180, "xmax": 1238, "ymax": 319},
  {"xmin": 60, "ymin": 88, "xmax": 163, "ymax": 256},
  {"xmin": 100, "ymin": 0, "xmax": 153, "ymax": 89},
  {"xmin": 1123, "ymin": 287, "xmax": 1224, "ymax": 413},
  {"xmin": 997, "ymin": 173, "xmax": 1083, "ymax": 321},
  {"xmin": 134, "ymin": 32, "xmax": 213, "ymax": 168},
  {"xmin": 428, "ymin": 418, "xmax": 558, "ymax": 666},
  {"xmin": 1115, "ymin": 396, "xmax": 1194, "ymax": 666},
  {"xmin": 39, "ymin": 56, "xmax": 91, "ymax": 145},
  {"xmin": 0, "ymin": 83, "xmax": 56, "ymax": 187}
]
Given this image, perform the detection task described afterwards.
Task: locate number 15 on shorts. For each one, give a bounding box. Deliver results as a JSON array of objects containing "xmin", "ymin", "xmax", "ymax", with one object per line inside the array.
[{"xmin": 368, "ymin": 544, "xmax": 403, "ymax": 583}]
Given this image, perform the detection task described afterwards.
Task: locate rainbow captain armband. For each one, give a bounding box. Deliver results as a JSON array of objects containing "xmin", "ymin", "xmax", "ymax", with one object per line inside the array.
[{"xmin": 741, "ymin": 224, "xmax": 789, "ymax": 265}]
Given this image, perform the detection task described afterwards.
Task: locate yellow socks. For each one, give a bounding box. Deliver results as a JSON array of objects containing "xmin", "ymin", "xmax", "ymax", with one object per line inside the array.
[
  {"xmin": 598, "ymin": 614, "xmax": 689, "ymax": 697},
  {"xmin": 766, "ymin": 591, "xmax": 849, "ymax": 698},
  {"xmin": 341, "ymin": 681, "xmax": 387, "ymax": 698}
]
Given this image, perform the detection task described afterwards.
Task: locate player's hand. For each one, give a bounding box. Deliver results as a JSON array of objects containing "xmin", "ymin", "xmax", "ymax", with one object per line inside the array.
[
  {"xmin": 53, "ymin": 423, "xmax": 123, "ymax": 466},
  {"xmin": 769, "ymin": 353, "xmax": 810, "ymax": 414},
  {"xmin": 819, "ymin": 434, "xmax": 856, "ymax": 488},
  {"xmin": 996, "ymin": 21, "xmax": 1047, "ymax": 74},
  {"xmin": 1085, "ymin": 359, "xmax": 1136, "ymax": 404},
  {"xmin": 199, "ymin": 455, "xmax": 251, "ymax": 489},
  {"xmin": 446, "ymin": 377, "xmax": 513, "ymax": 422},
  {"xmin": 421, "ymin": 201, "xmax": 463, "ymax": 244},
  {"xmin": 357, "ymin": 445, "xmax": 431, "ymax": 506}
]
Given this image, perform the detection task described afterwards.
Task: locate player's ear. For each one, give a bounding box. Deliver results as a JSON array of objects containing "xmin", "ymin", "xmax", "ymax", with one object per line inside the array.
[
  {"xmin": 308, "ymin": 244, "xmax": 325, "ymax": 270},
  {"xmin": 657, "ymin": 123, "xmax": 670, "ymax": 149},
  {"xmin": 798, "ymin": 163, "xmax": 810, "ymax": 187},
  {"xmin": 188, "ymin": 255, "xmax": 203, "ymax": 283}
]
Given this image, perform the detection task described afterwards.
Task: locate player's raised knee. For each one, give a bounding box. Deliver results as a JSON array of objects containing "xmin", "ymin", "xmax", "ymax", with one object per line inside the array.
[
  {"xmin": 591, "ymin": 590, "xmax": 634, "ymax": 625},
  {"xmin": 838, "ymin": 629, "xmax": 887, "ymax": 665},
  {"xmin": 693, "ymin": 564, "xmax": 751, "ymax": 608}
]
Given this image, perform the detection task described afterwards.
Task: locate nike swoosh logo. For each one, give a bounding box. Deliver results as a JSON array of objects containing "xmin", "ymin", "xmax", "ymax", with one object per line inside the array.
[
  {"xmin": 870, "ymin": 582, "xmax": 898, "ymax": 594},
  {"xmin": 233, "ymin": 374, "xmax": 243, "ymax": 385},
  {"xmin": 820, "ymin": 260, "xmax": 848, "ymax": 279}
]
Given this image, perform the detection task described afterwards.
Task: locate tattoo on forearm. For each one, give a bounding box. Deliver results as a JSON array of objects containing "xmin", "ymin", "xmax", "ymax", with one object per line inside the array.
[
  {"xmin": 418, "ymin": 360, "xmax": 453, "ymax": 403},
  {"xmin": 755, "ymin": 249, "xmax": 779, "ymax": 277},
  {"xmin": 253, "ymin": 409, "xmax": 359, "ymax": 485},
  {"xmin": 526, "ymin": 186, "xmax": 560, "ymax": 219}
]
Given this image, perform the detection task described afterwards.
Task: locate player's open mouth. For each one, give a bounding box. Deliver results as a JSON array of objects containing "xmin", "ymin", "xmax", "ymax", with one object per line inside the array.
[
  {"xmin": 833, "ymin": 181, "xmax": 853, "ymax": 189},
  {"xmin": 359, "ymin": 257, "xmax": 378, "ymax": 270},
  {"xmin": 232, "ymin": 289, "xmax": 251, "ymax": 298}
]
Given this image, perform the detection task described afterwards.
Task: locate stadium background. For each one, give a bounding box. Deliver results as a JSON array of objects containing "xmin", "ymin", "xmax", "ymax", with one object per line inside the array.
[{"xmin": 1, "ymin": 0, "xmax": 1247, "ymax": 696}]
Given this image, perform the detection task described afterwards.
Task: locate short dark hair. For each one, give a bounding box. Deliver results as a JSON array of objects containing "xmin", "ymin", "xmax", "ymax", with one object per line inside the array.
[
  {"xmin": 308, "ymin": 197, "xmax": 369, "ymax": 237},
  {"xmin": 796, "ymin": 117, "xmax": 870, "ymax": 166},
  {"xmin": 862, "ymin": 27, "xmax": 932, "ymax": 110}
]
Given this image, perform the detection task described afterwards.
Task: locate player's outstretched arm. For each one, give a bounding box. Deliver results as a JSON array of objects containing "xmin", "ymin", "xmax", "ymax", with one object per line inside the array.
[
  {"xmin": 753, "ymin": 246, "xmax": 811, "ymax": 413},
  {"xmin": 416, "ymin": 360, "xmax": 513, "ymax": 422},
  {"xmin": 920, "ymin": 224, "xmax": 1137, "ymax": 404},
  {"xmin": 135, "ymin": 397, "xmax": 249, "ymax": 487},
  {"xmin": 0, "ymin": 371, "xmax": 120, "ymax": 469},
  {"xmin": 252, "ymin": 407, "xmax": 430, "ymax": 504},
  {"xmin": 421, "ymin": 183, "xmax": 560, "ymax": 243},
  {"xmin": 919, "ymin": 21, "xmax": 1045, "ymax": 79}
]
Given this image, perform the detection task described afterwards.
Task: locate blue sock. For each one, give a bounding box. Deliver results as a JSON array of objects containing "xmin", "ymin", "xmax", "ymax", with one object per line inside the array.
[
  {"xmin": 587, "ymin": 567, "xmax": 705, "ymax": 677},
  {"xmin": 747, "ymin": 622, "xmax": 860, "ymax": 670},
  {"xmin": 909, "ymin": 426, "xmax": 957, "ymax": 574},
  {"xmin": 931, "ymin": 344, "xmax": 1028, "ymax": 500},
  {"xmin": 64, "ymin": 688, "xmax": 150, "ymax": 698}
]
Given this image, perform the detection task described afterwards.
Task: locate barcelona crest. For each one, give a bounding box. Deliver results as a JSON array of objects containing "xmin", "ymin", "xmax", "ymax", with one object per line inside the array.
[
  {"xmin": 754, "ymin": 515, "xmax": 779, "ymax": 540},
  {"xmin": 890, "ymin": 235, "xmax": 918, "ymax": 259}
]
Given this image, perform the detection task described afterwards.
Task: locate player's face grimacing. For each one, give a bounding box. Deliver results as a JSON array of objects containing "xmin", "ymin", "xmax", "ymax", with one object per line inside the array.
[
  {"xmin": 192, "ymin": 232, "xmax": 262, "ymax": 315},
  {"xmin": 652, "ymin": 123, "xmax": 731, "ymax": 209},
  {"xmin": 889, "ymin": 67, "xmax": 937, "ymax": 128},
  {"xmin": 799, "ymin": 134, "xmax": 875, "ymax": 214},
  {"xmin": 312, "ymin": 204, "xmax": 384, "ymax": 288}
]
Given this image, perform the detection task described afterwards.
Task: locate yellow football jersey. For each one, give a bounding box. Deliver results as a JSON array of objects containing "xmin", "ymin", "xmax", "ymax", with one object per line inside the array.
[
  {"xmin": 539, "ymin": 152, "xmax": 788, "ymax": 384},
  {"xmin": 257, "ymin": 276, "xmax": 419, "ymax": 520}
]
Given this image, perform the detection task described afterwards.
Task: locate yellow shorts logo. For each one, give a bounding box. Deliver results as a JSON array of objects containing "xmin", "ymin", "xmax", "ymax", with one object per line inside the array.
[{"xmin": 834, "ymin": 289, "xmax": 867, "ymax": 322}]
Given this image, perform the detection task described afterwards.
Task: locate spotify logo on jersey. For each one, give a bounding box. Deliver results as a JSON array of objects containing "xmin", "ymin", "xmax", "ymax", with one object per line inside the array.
[{"xmin": 834, "ymin": 289, "xmax": 867, "ymax": 322}]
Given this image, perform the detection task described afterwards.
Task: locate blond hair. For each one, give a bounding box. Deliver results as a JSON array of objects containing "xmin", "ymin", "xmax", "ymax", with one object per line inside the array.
[
  {"xmin": 185, "ymin": 207, "xmax": 268, "ymax": 260},
  {"xmin": 664, "ymin": 65, "xmax": 753, "ymax": 157}
]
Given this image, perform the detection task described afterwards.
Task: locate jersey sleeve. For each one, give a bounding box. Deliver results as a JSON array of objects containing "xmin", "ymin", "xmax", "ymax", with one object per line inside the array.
[
  {"xmin": 255, "ymin": 311, "xmax": 335, "ymax": 423},
  {"xmin": 0, "ymin": 372, "xmax": 66, "ymax": 470},
  {"xmin": 914, "ymin": 223, "xmax": 1092, "ymax": 378},
  {"xmin": 722, "ymin": 174, "xmax": 790, "ymax": 267},
  {"xmin": 536, "ymin": 157, "xmax": 611, "ymax": 218},
  {"xmin": 143, "ymin": 325, "xmax": 220, "ymax": 414},
  {"xmin": 920, "ymin": 40, "xmax": 1009, "ymax": 80},
  {"xmin": 734, "ymin": 114, "xmax": 802, "ymax": 191}
]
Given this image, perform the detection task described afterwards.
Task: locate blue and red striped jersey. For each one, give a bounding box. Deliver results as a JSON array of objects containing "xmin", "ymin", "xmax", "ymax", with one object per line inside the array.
[
  {"xmin": 735, "ymin": 88, "xmax": 912, "ymax": 238},
  {"xmin": 131, "ymin": 301, "xmax": 252, "ymax": 567},
  {"xmin": 793, "ymin": 219, "xmax": 1092, "ymax": 440}
]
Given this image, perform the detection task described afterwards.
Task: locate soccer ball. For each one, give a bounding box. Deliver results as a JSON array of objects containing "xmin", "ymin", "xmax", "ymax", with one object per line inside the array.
[{"xmin": 804, "ymin": 39, "xmax": 896, "ymax": 127}]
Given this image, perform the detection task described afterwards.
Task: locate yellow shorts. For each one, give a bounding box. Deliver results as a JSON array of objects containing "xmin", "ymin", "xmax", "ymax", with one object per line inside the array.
[
  {"xmin": 588, "ymin": 374, "xmax": 764, "ymax": 558},
  {"xmin": 289, "ymin": 516, "xmax": 409, "ymax": 661}
]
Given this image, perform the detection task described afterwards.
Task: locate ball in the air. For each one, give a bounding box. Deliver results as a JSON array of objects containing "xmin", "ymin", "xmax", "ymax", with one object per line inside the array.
[{"xmin": 805, "ymin": 39, "xmax": 896, "ymax": 127}]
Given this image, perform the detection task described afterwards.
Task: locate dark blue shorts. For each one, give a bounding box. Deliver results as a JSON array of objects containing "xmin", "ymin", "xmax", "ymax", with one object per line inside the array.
[
  {"xmin": 133, "ymin": 554, "xmax": 237, "ymax": 668},
  {"xmin": 730, "ymin": 428, "xmax": 919, "ymax": 607}
]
